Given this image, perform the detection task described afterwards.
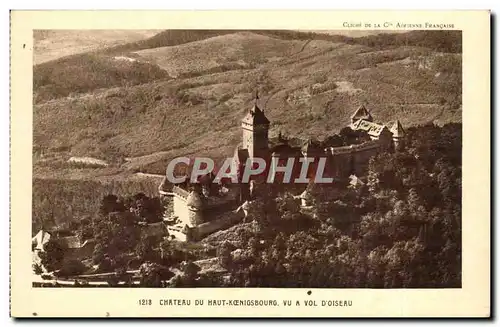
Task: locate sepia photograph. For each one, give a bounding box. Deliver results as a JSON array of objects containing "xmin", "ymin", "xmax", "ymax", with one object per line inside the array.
[
  {"xmin": 30, "ymin": 28, "xmax": 463, "ymax": 289},
  {"xmin": 8, "ymin": 9, "xmax": 491, "ymax": 318}
]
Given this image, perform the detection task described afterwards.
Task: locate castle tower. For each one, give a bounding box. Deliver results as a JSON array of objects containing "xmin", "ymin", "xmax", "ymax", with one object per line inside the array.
[
  {"xmin": 350, "ymin": 104, "xmax": 373, "ymax": 125},
  {"xmin": 387, "ymin": 120, "xmax": 405, "ymax": 151},
  {"xmin": 241, "ymin": 92, "xmax": 270, "ymax": 159},
  {"xmin": 186, "ymin": 190, "xmax": 204, "ymax": 226}
]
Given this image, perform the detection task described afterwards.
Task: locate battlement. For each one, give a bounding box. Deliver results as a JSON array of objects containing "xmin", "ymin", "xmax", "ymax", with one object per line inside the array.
[{"xmin": 325, "ymin": 139, "xmax": 381, "ymax": 156}]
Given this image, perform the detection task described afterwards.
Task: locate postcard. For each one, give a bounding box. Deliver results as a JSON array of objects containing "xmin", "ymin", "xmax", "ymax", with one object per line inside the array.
[{"xmin": 10, "ymin": 10, "xmax": 490, "ymax": 318}]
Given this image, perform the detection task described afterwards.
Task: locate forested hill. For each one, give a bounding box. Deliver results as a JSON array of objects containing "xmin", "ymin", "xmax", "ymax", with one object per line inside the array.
[
  {"xmin": 99, "ymin": 30, "xmax": 462, "ymax": 55},
  {"xmin": 200, "ymin": 122, "xmax": 462, "ymax": 288}
]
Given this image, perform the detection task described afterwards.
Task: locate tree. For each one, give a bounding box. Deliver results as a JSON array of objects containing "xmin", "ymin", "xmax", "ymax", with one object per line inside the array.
[
  {"xmin": 91, "ymin": 211, "xmax": 141, "ymax": 266},
  {"xmin": 99, "ymin": 194, "xmax": 126, "ymax": 215},
  {"xmin": 367, "ymin": 246, "xmax": 389, "ymax": 287},
  {"xmin": 56, "ymin": 259, "xmax": 86, "ymax": 277},
  {"xmin": 136, "ymin": 235, "xmax": 158, "ymax": 263},
  {"xmin": 97, "ymin": 256, "xmax": 113, "ymax": 273},
  {"xmin": 322, "ymin": 134, "xmax": 343, "ymax": 148},
  {"xmin": 128, "ymin": 193, "xmax": 163, "ymax": 223},
  {"xmin": 39, "ymin": 239, "xmax": 65, "ymax": 272},
  {"xmin": 32, "ymin": 263, "xmax": 43, "ymax": 275},
  {"xmin": 92, "ymin": 243, "xmax": 106, "ymax": 265},
  {"xmin": 276, "ymin": 193, "xmax": 301, "ymax": 221},
  {"xmin": 160, "ymin": 239, "xmax": 173, "ymax": 261},
  {"xmin": 217, "ymin": 242, "xmax": 234, "ymax": 268},
  {"xmin": 383, "ymin": 238, "xmax": 425, "ymax": 288},
  {"xmin": 182, "ymin": 260, "xmax": 201, "ymax": 284},
  {"xmin": 407, "ymin": 188, "xmax": 422, "ymax": 213},
  {"xmin": 270, "ymin": 233, "xmax": 287, "ymax": 261},
  {"xmin": 77, "ymin": 216, "xmax": 94, "ymax": 241},
  {"xmin": 139, "ymin": 262, "xmax": 172, "ymax": 287},
  {"xmin": 245, "ymin": 200, "xmax": 272, "ymax": 230}
]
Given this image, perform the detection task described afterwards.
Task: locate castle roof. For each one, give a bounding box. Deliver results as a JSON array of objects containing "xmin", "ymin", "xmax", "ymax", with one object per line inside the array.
[
  {"xmin": 386, "ymin": 120, "xmax": 405, "ymax": 138},
  {"xmin": 349, "ymin": 174, "xmax": 365, "ymax": 187},
  {"xmin": 351, "ymin": 104, "xmax": 373, "ymax": 122},
  {"xmin": 186, "ymin": 191, "xmax": 204, "ymax": 210},
  {"xmin": 368, "ymin": 125, "xmax": 389, "ymax": 137},
  {"xmin": 350, "ymin": 119, "xmax": 363, "ymax": 129},
  {"xmin": 351, "ymin": 119, "xmax": 388, "ymax": 137},
  {"xmin": 242, "ymin": 104, "xmax": 270, "ymax": 126},
  {"xmin": 299, "ymin": 189, "xmax": 312, "ymax": 200}
]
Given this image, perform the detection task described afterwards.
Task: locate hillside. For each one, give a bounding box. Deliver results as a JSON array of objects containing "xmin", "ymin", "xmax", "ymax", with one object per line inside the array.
[
  {"xmin": 34, "ymin": 30, "xmax": 160, "ymax": 65},
  {"xmin": 134, "ymin": 32, "xmax": 320, "ymax": 77},
  {"xmin": 102, "ymin": 29, "xmax": 462, "ymax": 54},
  {"xmin": 33, "ymin": 30, "xmax": 462, "ymax": 176},
  {"xmin": 33, "ymin": 53, "xmax": 170, "ymax": 103}
]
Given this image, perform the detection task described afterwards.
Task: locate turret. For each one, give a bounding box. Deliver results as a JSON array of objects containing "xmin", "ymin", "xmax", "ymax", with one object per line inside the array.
[
  {"xmin": 387, "ymin": 120, "xmax": 405, "ymax": 151},
  {"xmin": 186, "ymin": 189, "xmax": 204, "ymax": 209},
  {"xmin": 186, "ymin": 190, "xmax": 204, "ymax": 226},
  {"xmin": 350, "ymin": 104, "xmax": 373, "ymax": 125}
]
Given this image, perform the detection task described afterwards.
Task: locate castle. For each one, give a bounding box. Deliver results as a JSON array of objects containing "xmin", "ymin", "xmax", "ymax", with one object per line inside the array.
[{"xmin": 159, "ymin": 95, "xmax": 405, "ymax": 242}]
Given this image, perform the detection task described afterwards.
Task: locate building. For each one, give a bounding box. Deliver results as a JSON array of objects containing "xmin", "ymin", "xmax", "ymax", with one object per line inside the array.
[
  {"xmin": 159, "ymin": 176, "xmax": 244, "ymax": 242},
  {"xmin": 32, "ymin": 229, "xmax": 96, "ymax": 271},
  {"xmin": 232, "ymin": 99, "xmax": 404, "ymax": 185},
  {"xmin": 159, "ymin": 94, "xmax": 405, "ymax": 242}
]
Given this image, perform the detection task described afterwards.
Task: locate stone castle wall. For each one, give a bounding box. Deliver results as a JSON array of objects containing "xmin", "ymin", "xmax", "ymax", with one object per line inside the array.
[
  {"xmin": 324, "ymin": 139, "xmax": 382, "ymax": 178},
  {"xmin": 186, "ymin": 210, "xmax": 245, "ymax": 242}
]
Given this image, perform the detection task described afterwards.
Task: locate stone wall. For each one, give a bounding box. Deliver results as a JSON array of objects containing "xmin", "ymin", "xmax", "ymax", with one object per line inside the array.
[
  {"xmin": 187, "ymin": 210, "xmax": 245, "ymax": 242},
  {"xmin": 324, "ymin": 139, "xmax": 383, "ymax": 178}
]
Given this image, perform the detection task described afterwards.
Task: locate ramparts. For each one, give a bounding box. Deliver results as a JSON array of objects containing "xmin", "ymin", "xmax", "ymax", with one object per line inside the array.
[{"xmin": 325, "ymin": 139, "xmax": 381, "ymax": 156}]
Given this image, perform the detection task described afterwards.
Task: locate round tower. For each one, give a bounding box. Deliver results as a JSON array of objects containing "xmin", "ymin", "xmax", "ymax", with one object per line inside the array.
[{"xmin": 388, "ymin": 120, "xmax": 405, "ymax": 151}]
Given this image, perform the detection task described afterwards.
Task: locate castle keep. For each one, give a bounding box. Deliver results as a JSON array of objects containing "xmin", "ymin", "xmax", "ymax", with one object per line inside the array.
[{"xmin": 159, "ymin": 96, "xmax": 405, "ymax": 241}]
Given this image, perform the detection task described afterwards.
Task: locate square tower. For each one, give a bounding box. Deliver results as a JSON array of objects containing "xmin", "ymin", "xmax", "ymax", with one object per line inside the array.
[{"xmin": 241, "ymin": 97, "xmax": 270, "ymax": 159}]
